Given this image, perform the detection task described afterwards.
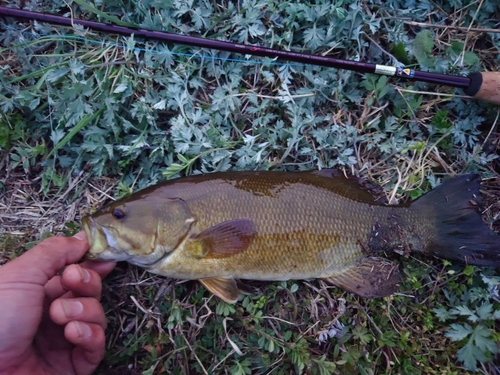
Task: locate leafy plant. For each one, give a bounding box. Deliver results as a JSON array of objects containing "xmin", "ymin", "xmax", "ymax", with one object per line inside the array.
[
  {"xmin": 412, "ymin": 30, "xmax": 436, "ymax": 69},
  {"xmin": 434, "ymin": 274, "xmax": 500, "ymax": 371}
]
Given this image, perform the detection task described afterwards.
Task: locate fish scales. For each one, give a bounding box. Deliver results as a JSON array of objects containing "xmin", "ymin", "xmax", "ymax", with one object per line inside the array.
[
  {"xmin": 161, "ymin": 175, "xmax": 392, "ymax": 279},
  {"xmin": 83, "ymin": 171, "xmax": 500, "ymax": 302}
]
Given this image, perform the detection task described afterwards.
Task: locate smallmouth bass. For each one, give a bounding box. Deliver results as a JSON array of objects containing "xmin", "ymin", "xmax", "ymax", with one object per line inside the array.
[{"xmin": 82, "ymin": 170, "xmax": 500, "ymax": 302}]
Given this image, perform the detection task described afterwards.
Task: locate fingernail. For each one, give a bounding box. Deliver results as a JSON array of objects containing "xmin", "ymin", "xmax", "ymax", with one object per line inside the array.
[
  {"xmin": 73, "ymin": 231, "xmax": 87, "ymax": 241},
  {"xmin": 62, "ymin": 300, "xmax": 83, "ymax": 318},
  {"xmin": 75, "ymin": 321, "xmax": 92, "ymax": 339},
  {"xmin": 78, "ymin": 266, "xmax": 91, "ymax": 283}
]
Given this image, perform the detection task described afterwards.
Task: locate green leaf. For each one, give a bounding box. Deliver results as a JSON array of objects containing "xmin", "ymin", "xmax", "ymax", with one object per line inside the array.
[
  {"xmin": 449, "ymin": 41, "xmax": 464, "ymax": 55},
  {"xmin": 378, "ymin": 331, "xmax": 397, "ymax": 347},
  {"xmin": 446, "ymin": 323, "xmax": 473, "ymax": 342},
  {"xmin": 433, "ymin": 307, "xmax": 455, "ymax": 322},
  {"xmin": 454, "ymin": 324, "xmax": 496, "ymax": 371},
  {"xmin": 72, "ymin": 0, "xmax": 135, "ymax": 26},
  {"xmin": 431, "ymin": 110, "xmax": 452, "ymax": 130},
  {"xmin": 0, "ymin": 120, "xmax": 11, "ymax": 149},
  {"xmin": 452, "ymin": 306, "xmax": 479, "ymax": 323},
  {"xmin": 231, "ymin": 359, "xmax": 252, "ymax": 375},
  {"xmin": 457, "ymin": 341, "xmax": 485, "ymax": 371},
  {"xmin": 47, "ymin": 109, "xmax": 104, "ymax": 159},
  {"xmin": 446, "ymin": 42, "xmax": 479, "ymax": 66},
  {"xmin": 414, "ymin": 30, "xmax": 434, "ymax": 55},
  {"xmin": 481, "ymin": 274, "xmax": 500, "ymax": 286},
  {"xmin": 471, "ymin": 325, "xmax": 496, "ymax": 353},
  {"xmin": 476, "ymin": 303, "xmax": 493, "ymax": 321},
  {"xmin": 46, "ymin": 68, "xmax": 71, "ymax": 84},
  {"xmin": 113, "ymin": 83, "xmax": 129, "ymax": 94},
  {"xmin": 215, "ymin": 301, "xmax": 236, "ymax": 316},
  {"xmin": 391, "ymin": 42, "xmax": 410, "ymax": 64},
  {"xmin": 463, "ymin": 265, "xmax": 475, "ymax": 276},
  {"xmin": 163, "ymin": 163, "xmax": 185, "ymax": 179},
  {"xmin": 412, "ymin": 30, "xmax": 436, "ymax": 67},
  {"xmin": 352, "ymin": 325, "xmax": 373, "ymax": 344},
  {"xmin": 303, "ymin": 25, "xmax": 326, "ymax": 49},
  {"xmin": 463, "ymin": 52, "xmax": 480, "ymax": 66},
  {"xmin": 311, "ymin": 356, "xmax": 337, "ymax": 375}
]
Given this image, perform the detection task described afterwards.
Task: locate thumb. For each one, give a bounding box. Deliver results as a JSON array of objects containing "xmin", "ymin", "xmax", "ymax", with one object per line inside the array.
[
  {"xmin": 73, "ymin": 231, "xmax": 88, "ymax": 241},
  {"xmin": 0, "ymin": 232, "xmax": 90, "ymax": 285}
]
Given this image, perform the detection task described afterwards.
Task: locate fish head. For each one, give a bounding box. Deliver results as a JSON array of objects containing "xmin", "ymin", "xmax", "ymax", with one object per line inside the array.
[{"xmin": 83, "ymin": 195, "xmax": 195, "ymax": 267}]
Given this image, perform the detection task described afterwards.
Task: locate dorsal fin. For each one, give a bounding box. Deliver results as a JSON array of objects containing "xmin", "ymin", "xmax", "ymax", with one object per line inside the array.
[{"xmin": 308, "ymin": 169, "xmax": 391, "ymax": 205}]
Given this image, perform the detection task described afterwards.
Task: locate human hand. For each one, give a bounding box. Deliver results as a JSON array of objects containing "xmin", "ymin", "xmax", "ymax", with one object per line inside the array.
[{"xmin": 0, "ymin": 231, "xmax": 116, "ymax": 375}]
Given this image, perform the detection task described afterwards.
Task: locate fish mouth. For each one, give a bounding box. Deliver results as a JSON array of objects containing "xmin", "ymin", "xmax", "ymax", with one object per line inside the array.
[
  {"xmin": 82, "ymin": 215, "xmax": 97, "ymax": 260},
  {"xmin": 82, "ymin": 215, "xmax": 117, "ymax": 261},
  {"xmin": 82, "ymin": 215, "xmax": 134, "ymax": 262}
]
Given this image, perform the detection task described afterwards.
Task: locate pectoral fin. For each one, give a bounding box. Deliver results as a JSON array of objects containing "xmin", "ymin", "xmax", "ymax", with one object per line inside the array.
[
  {"xmin": 324, "ymin": 257, "xmax": 402, "ymax": 298},
  {"xmin": 199, "ymin": 277, "xmax": 241, "ymax": 303},
  {"xmin": 191, "ymin": 219, "xmax": 255, "ymax": 258}
]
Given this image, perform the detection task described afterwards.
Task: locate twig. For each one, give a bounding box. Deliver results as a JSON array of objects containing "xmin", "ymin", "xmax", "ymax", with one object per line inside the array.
[
  {"xmin": 364, "ymin": 34, "xmax": 399, "ymax": 64},
  {"xmin": 181, "ymin": 332, "xmax": 208, "ymax": 375},
  {"xmin": 403, "ymin": 20, "xmax": 500, "ymax": 33},
  {"xmin": 481, "ymin": 108, "xmax": 499, "ymax": 149},
  {"xmin": 392, "ymin": 85, "xmax": 470, "ymax": 99},
  {"xmin": 460, "ymin": 0, "xmax": 484, "ymax": 66},
  {"xmin": 388, "ymin": 168, "xmax": 402, "ymax": 205}
]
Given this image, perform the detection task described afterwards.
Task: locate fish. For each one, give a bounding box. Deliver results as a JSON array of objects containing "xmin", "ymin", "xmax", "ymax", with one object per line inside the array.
[{"xmin": 82, "ymin": 170, "xmax": 500, "ymax": 303}]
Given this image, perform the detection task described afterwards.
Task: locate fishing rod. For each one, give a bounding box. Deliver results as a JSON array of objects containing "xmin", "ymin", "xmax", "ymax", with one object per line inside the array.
[{"xmin": 1, "ymin": 6, "xmax": 499, "ymax": 105}]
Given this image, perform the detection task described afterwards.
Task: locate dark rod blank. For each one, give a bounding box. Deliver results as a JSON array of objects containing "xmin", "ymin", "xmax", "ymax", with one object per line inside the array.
[{"xmin": 0, "ymin": 7, "xmax": 475, "ymax": 90}]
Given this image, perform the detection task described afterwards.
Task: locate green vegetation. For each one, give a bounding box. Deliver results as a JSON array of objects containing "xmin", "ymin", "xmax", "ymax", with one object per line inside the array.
[{"xmin": 1, "ymin": 0, "xmax": 499, "ymax": 373}]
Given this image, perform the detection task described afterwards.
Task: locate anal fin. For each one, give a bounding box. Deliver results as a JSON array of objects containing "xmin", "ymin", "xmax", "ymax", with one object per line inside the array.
[{"xmin": 324, "ymin": 257, "xmax": 402, "ymax": 298}]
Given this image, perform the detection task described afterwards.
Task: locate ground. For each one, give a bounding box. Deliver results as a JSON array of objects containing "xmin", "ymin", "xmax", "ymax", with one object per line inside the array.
[{"xmin": 1, "ymin": 0, "xmax": 500, "ymax": 374}]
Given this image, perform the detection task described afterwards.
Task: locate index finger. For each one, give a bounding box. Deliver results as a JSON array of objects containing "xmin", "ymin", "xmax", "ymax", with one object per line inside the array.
[
  {"xmin": 44, "ymin": 261, "xmax": 116, "ymax": 302},
  {"xmin": 60, "ymin": 263, "xmax": 116, "ymax": 300},
  {"xmin": 80, "ymin": 260, "xmax": 117, "ymax": 280}
]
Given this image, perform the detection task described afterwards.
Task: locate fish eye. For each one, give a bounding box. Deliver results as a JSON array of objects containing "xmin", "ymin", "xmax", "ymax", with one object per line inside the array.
[{"xmin": 112, "ymin": 208, "xmax": 126, "ymax": 220}]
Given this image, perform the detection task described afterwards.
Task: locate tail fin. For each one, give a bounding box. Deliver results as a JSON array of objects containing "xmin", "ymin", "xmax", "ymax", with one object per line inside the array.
[{"xmin": 412, "ymin": 174, "xmax": 500, "ymax": 266}]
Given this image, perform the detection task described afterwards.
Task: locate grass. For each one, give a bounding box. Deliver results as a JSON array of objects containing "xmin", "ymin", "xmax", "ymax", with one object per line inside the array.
[{"xmin": 1, "ymin": 0, "xmax": 500, "ymax": 373}]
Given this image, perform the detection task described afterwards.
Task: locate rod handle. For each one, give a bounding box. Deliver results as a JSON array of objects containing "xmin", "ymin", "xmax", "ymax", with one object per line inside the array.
[{"xmin": 464, "ymin": 72, "xmax": 500, "ymax": 105}]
